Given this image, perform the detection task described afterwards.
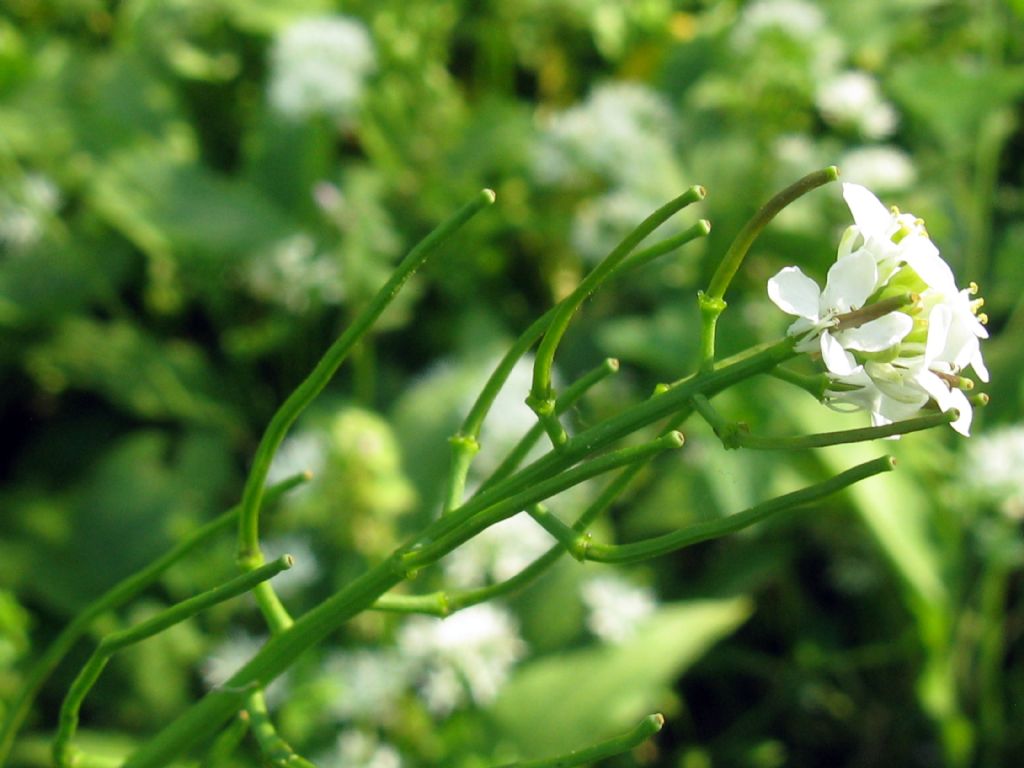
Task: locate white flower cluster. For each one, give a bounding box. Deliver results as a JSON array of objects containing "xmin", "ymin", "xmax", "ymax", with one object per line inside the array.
[
  {"xmin": 244, "ymin": 234, "xmax": 344, "ymax": 312},
  {"xmin": 320, "ymin": 729, "xmax": 402, "ymax": 768},
  {"xmin": 532, "ymin": 82, "xmax": 687, "ymax": 262},
  {"xmin": 768, "ymin": 183, "xmax": 988, "ymax": 435},
  {"xmin": 268, "ymin": 16, "xmax": 376, "ymax": 121},
  {"xmin": 0, "ymin": 173, "xmax": 61, "ymax": 254},
  {"xmin": 396, "ymin": 603, "xmax": 526, "ymax": 716},
  {"xmin": 816, "ymin": 71, "xmax": 899, "ymax": 140},
  {"xmin": 580, "ymin": 574, "xmax": 657, "ymax": 644},
  {"xmin": 962, "ymin": 426, "xmax": 1024, "ymax": 520}
]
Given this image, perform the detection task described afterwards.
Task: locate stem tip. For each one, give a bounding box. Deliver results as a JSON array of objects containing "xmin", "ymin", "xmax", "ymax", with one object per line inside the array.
[
  {"xmin": 605, "ymin": 357, "xmax": 620, "ymax": 373},
  {"xmin": 826, "ymin": 165, "xmax": 840, "ymax": 180},
  {"xmin": 481, "ymin": 188, "xmax": 497, "ymax": 204}
]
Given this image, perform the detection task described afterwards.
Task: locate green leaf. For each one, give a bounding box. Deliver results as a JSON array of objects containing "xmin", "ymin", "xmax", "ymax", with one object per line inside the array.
[
  {"xmin": 26, "ymin": 318, "xmax": 239, "ymax": 430},
  {"xmin": 493, "ymin": 597, "xmax": 751, "ymax": 758}
]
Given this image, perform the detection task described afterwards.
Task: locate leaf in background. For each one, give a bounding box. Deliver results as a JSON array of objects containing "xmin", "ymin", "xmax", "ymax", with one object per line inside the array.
[
  {"xmin": 493, "ymin": 597, "xmax": 751, "ymax": 758},
  {"xmin": 888, "ymin": 59, "xmax": 1024, "ymax": 149},
  {"xmin": 25, "ymin": 317, "xmax": 240, "ymax": 431},
  {"xmin": 15, "ymin": 430, "xmax": 234, "ymax": 615}
]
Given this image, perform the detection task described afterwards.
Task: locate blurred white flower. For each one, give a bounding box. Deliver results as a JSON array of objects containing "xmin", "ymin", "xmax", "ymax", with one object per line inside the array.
[
  {"xmin": 532, "ymin": 82, "xmax": 687, "ymax": 261},
  {"xmin": 201, "ymin": 631, "xmax": 288, "ymax": 705},
  {"xmin": 816, "ymin": 71, "xmax": 899, "ymax": 139},
  {"xmin": 838, "ymin": 146, "xmax": 916, "ymax": 192},
  {"xmin": 0, "ymin": 173, "xmax": 61, "ymax": 254},
  {"xmin": 322, "ymin": 649, "xmax": 413, "ymax": 722},
  {"xmin": 733, "ymin": 0, "xmax": 826, "ymax": 49},
  {"xmin": 320, "ymin": 729, "xmax": 402, "ymax": 768},
  {"xmin": 397, "ymin": 604, "xmax": 526, "ymax": 715},
  {"xmin": 443, "ymin": 513, "xmax": 553, "ymax": 588},
  {"xmin": 261, "ymin": 534, "xmax": 320, "ymax": 597},
  {"xmin": 581, "ymin": 574, "xmax": 656, "ymax": 644},
  {"xmin": 963, "ymin": 426, "xmax": 1024, "ymax": 519},
  {"xmin": 268, "ymin": 16, "xmax": 376, "ymax": 121},
  {"xmin": 244, "ymin": 234, "xmax": 344, "ymax": 312},
  {"xmin": 266, "ymin": 431, "xmax": 327, "ymax": 486},
  {"xmin": 532, "ymin": 82, "xmax": 676, "ymax": 190},
  {"xmin": 571, "ymin": 189, "xmax": 670, "ymax": 263}
]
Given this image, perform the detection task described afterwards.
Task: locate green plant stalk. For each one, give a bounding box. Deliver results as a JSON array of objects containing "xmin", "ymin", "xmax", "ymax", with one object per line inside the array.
[
  {"xmin": 447, "ymin": 220, "xmax": 710, "ymax": 504},
  {"xmin": 235, "ymin": 189, "xmax": 495, "ymax": 569},
  {"xmin": 443, "ymin": 357, "xmax": 618, "ymax": 515},
  {"xmin": 575, "ymin": 456, "xmax": 895, "ymax": 564},
  {"xmin": 54, "ymin": 556, "xmax": 293, "ymax": 767},
  {"xmin": 123, "ymin": 340, "xmax": 794, "ymax": 767},
  {"xmin": 768, "ymin": 366, "xmax": 832, "ymax": 399},
  {"xmin": 691, "ymin": 393, "xmax": 958, "ymax": 449},
  {"xmin": 200, "ymin": 713, "xmax": 250, "ymax": 768},
  {"xmin": 0, "ymin": 472, "xmax": 309, "ymax": 765},
  {"xmin": 530, "ymin": 186, "xmax": 705, "ymax": 433},
  {"xmin": 495, "ymin": 713, "xmax": 664, "ymax": 768},
  {"xmin": 374, "ymin": 431, "xmax": 677, "ymax": 617},
  {"xmin": 247, "ymin": 690, "xmax": 316, "ymax": 768},
  {"xmin": 480, "ymin": 357, "xmax": 619, "ymax": 494},
  {"xmin": 424, "ymin": 338, "xmax": 797, "ymax": 552},
  {"xmin": 699, "ymin": 167, "xmax": 838, "ymax": 369},
  {"xmin": 403, "ymin": 432, "xmax": 685, "ymax": 570}
]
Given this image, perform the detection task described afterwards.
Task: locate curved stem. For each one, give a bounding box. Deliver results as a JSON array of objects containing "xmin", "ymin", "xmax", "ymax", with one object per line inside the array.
[
  {"xmin": 247, "ymin": 691, "xmax": 317, "ymax": 768},
  {"xmin": 235, "ymin": 190, "xmax": 495, "ymax": 625},
  {"xmin": 530, "ymin": 187, "xmax": 705, "ymax": 428},
  {"xmin": 54, "ymin": 557, "xmax": 292, "ymax": 767},
  {"xmin": 700, "ymin": 167, "xmax": 838, "ymax": 370},
  {"xmin": 0, "ymin": 473, "xmax": 308, "ymax": 765},
  {"xmin": 580, "ymin": 456, "xmax": 895, "ymax": 564}
]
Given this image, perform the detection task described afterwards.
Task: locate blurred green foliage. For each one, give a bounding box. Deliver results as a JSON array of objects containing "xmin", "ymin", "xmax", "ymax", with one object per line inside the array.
[{"xmin": 1, "ymin": 1, "xmax": 1022, "ymax": 766}]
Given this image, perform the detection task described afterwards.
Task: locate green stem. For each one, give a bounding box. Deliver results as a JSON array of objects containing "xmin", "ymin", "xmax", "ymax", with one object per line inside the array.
[
  {"xmin": 495, "ymin": 713, "xmax": 664, "ymax": 768},
  {"xmin": 403, "ymin": 432, "xmax": 685, "ymax": 571},
  {"xmin": 480, "ymin": 358, "xmax": 619, "ymax": 494},
  {"xmin": 706, "ymin": 167, "xmax": 839, "ymax": 301},
  {"xmin": 700, "ymin": 167, "xmax": 838, "ymax": 370},
  {"xmin": 247, "ymin": 690, "xmax": 317, "ymax": 768},
  {"xmin": 529, "ymin": 187, "xmax": 705, "ymax": 432},
  {"xmin": 235, "ymin": 190, "xmax": 494, "ymax": 624},
  {"xmin": 455, "ymin": 218, "xmax": 708, "ymax": 460},
  {"xmin": 200, "ymin": 713, "xmax": 250, "ymax": 768},
  {"xmin": 374, "ymin": 435, "xmax": 673, "ymax": 617},
  {"xmin": 54, "ymin": 557, "xmax": 293, "ymax": 767},
  {"xmin": 124, "ymin": 341, "xmax": 793, "ymax": 767},
  {"xmin": 0, "ymin": 473, "xmax": 308, "ymax": 765},
  {"xmin": 693, "ymin": 394, "xmax": 958, "ymax": 449},
  {"xmin": 768, "ymin": 366, "xmax": 831, "ymax": 400},
  {"xmin": 578, "ymin": 456, "xmax": 895, "ymax": 564}
]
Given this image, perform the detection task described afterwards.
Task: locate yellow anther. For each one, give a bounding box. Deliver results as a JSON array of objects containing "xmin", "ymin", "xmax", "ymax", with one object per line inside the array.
[
  {"xmin": 968, "ymin": 281, "xmax": 979, "ymax": 295},
  {"xmin": 978, "ymin": 313, "xmax": 989, "ymax": 325}
]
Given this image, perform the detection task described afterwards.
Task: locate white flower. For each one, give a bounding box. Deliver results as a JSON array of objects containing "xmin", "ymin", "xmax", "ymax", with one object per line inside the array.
[
  {"xmin": 816, "ymin": 71, "xmax": 899, "ymax": 139},
  {"xmin": 581, "ymin": 575, "xmax": 656, "ymax": 644},
  {"xmin": 963, "ymin": 426, "xmax": 1024, "ymax": 519},
  {"xmin": 397, "ymin": 604, "xmax": 526, "ymax": 715},
  {"xmin": 322, "ymin": 649, "xmax": 413, "ymax": 722},
  {"xmin": 261, "ymin": 534, "xmax": 320, "ymax": 597},
  {"xmin": 202, "ymin": 632, "xmax": 289, "ymax": 705},
  {"xmin": 320, "ymin": 730, "xmax": 402, "ymax": 768},
  {"xmin": 773, "ymin": 183, "xmax": 989, "ymax": 436},
  {"xmin": 268, "ymin": 16, "xmax": 375, "ymax": 121},
  {"xmin": 732, "ymin": 0, "xmax": 826, "ymax": 49},
  {"xmin": 838, "ymin": 146, "xmax": 916, "ymax": 192},
  {"xmin": 767, "ymin": 250, "xmax": 912, "ymax": 375},
  {"xmin": 244, "ymin": 234, "xmax": 344, "ymax": 312},
  {"xmin": 443, "ymin": 513, "xmax": 553, "ymax": 589}
]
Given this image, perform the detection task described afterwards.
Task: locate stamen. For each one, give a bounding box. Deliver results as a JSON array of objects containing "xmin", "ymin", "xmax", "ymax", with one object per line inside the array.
[
  {"xmin": 978, "ymin": 313, "xmax": 989, "ymax": 325},
  {"xmin": 968, "ymin": 281, "xmax": 979, "ymax": 295}
]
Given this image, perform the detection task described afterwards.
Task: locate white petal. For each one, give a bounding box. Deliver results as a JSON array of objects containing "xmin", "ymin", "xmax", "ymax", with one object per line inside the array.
[
  {"xmin": 767, "ymin": 266, "xmax": 822, "ymax": 320},
  {"xmin": 947, "ymin": 387, "xmax": 973, "ymax": 436},
  {"xmin": 970, "ymin": 346, "xmax": 989, "ymax": 383},
  {"xmin": 902, "ymin": 238, "xmax": 955, "ymax": 290},
  {"xmin": 925, "ymin": 304, "xmax": 952, "ymax": 364},
  {"xmin": 916, "ymin": 369, "xmax": 954, "ymax": 410},
  {"xmin": 839, "ymin": 312, "xmax": 913, "ymax": 352},
  {"xmin": 821, "ymin": 248, "xmax": 878, "ymax": 311},
  {"xmin": 843, "ymin": 183, "xmax": 892, "ymax": 237},
  {"xmin": 820, "ymin": 331, "xmax": 857, "ymax": 375}
]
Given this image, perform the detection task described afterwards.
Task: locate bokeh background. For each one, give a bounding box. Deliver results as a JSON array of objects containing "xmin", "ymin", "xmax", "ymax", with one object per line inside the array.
[{"xmin": 1, "ymin": 1, "xmax": 1023, "ymax": 766}]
